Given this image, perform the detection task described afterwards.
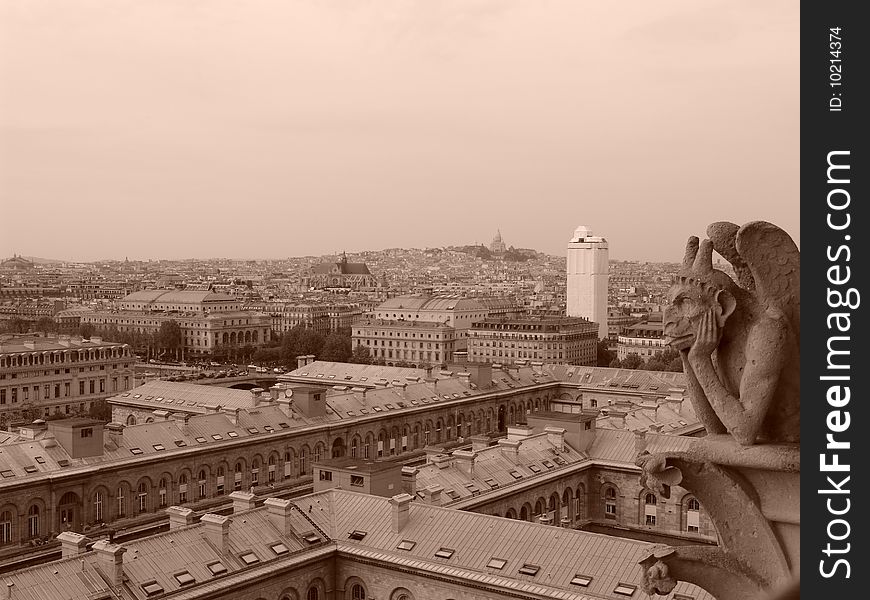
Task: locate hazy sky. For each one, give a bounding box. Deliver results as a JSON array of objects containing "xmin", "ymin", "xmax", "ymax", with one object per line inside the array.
[{"xmin": 0, "ymin": 0, "xmax": 799, "ymax": 262}]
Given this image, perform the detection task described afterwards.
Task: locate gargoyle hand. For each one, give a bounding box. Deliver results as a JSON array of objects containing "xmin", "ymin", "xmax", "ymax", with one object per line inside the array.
[{"xmin": 688, "ymin": 308, "xmax": 721, "ymax": 361}]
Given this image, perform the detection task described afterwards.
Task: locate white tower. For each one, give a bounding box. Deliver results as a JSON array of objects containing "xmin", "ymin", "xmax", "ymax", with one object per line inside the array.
[{"xmin": 566, "ymin": 225, "xmax": 609, "ymax": 340}]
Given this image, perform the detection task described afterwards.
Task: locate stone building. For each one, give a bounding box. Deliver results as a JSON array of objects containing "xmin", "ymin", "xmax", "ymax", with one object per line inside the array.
[
  {"xmin": 0, "ymin": 335, "xmax": 134, "ymax": 427},
  {"xmin": 616, "ymin": 321, "xmax": 665, "ymax": 360},
  {"xmin": 303, "ymin": 254, "xmax": 377, "ymax": 290},
  {"xmin": 0, "ymin": 488, "xmax": 713, "ymax": 600},
  {"xmin": 466, "ymin": 316, "xmax": 598, "ymax": 366},
  {"xmin": 352, "ymin": 319, "xmax": 458, "ymax": 366}
]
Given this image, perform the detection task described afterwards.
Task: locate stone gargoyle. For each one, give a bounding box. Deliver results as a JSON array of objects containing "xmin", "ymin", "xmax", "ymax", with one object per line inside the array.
[{"xmin": 663, "ymin": 221, "xmax": 800, "ymax": 445}]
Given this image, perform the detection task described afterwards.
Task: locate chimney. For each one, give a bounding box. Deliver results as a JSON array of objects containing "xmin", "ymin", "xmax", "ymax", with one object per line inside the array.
[
  {"xmin": 297, "ymin": 355, "xmax": 307, "ymax": 370},
  {"xmin": 56, "ymin": 531, "xmax": 89, "ymax": 558},
  {"xmin": 425, "ymin": 366, "xmax": 434, "ymax": 379},
  {"xmin": 469, "ymin": 435, "xmax": 489, "ymax": 452},
  {"xmin": 507, "ymin": 426, "xmax": 534, "ymax": 441},
  {"xmin": 269, "ymin": 385, "xmax": 283, "ymax": 401},
  {"xmin": 351, "ymin": 386, "xmax": 367, "ymax": 404},
  {"xmin": 639, "ymin": 401, "xmax": 659, "ymax": 421},
  {"xmin": 171, "ymin": 413, "xmax": 190, "ymax": 434},
  {"xmin": 40, "ymin": 432, "xmax": 57, "ymax": 449},
  {"xmin": 649, "ymin": 423, "xmax": 664, "ymax": 433},
  {"xmin": 200, "ymin": 514, "xmax": 232, "ymax": 555},
  {"xmin": 401, "ymin": 466, "xmax": 417, "ymax": 496},
  {"xmin": 457, "ymin": 372, "xmax": 471, "ymax": 387},
  {"xmin": 393, "ymin": 381, "xmax": 407, "ymax": 398},
  {"xmin": 530, "ymin": 361, "xmax": 544, "ymax": 375},
  {"xmin": 665, "ymin": 388, "xmax": 685, "ymax": 415},
  {"xmin": 152, "ymin": 409, "xmax": 171, "ymax": 421},
  {"xmin": 166, "ymin": 506, "xmax": 196, "ymax": 530},
  {"xmin": 263, "ymin": 498, "xmax": 293, "ymax": 535},
  {"xmin": 452, "ymin": 450, "xmax": 476, "ymax": 477},
  {"xmin": 104, "ymin": 423, "xmax": 124, "ymax": 445},
  {"xmin": 228, "ymin": 491, "xmax": 257, "ymax": 513},
  {"xmin": 223, "ymin": 407, "xmax": 241, "ymax": 426},
  {"xmin": 204, "ymin": 404, "xmax": 221, "ymax": 415},
  {"xmin": 545, "ymin": 427, "xmax": 566, "ymax": 451},
  {"xmin": 389, "ymin": 493, "xmax": 413, "ymax": 533},
  {"xmin": 2, "ymin": 582, "xmax": 12, "ymax": 600},
  {"xmin": 276, "ymin": 396, "xmax": 294, "ymax": 417},
  {"xmin": 250, "ymin": 388, "xmax": 264, "ymax": 406},
  {"xmin": 92, "ymin": 540, "xmax": 126, "ymax": 586},
  {"xmin": 306, "ymin": 354, "xmax": 316, "ymax": 366},
  {"xmin": 424, "ymin": 485, "xmax": 443, "ymax": 505},
  {"xmin": 538, "ymin": 513, "xmax": 553, "ymax": 526},
  {"xmin": 634, "ymin": 429, "xmax": 648, "ymax": 455},
  {"xmin": 608, "ymin": 409, "xmax": 627, "ymax": 429},
  {"xmin": 498, "ymin": 438, "xmax": 521, "ymax": 463}
]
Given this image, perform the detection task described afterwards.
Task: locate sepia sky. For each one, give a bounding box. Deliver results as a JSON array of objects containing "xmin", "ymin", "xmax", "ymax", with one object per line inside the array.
[{"xmin": 0, "ymin": 0, "xmax": 799, "ymax": 262}]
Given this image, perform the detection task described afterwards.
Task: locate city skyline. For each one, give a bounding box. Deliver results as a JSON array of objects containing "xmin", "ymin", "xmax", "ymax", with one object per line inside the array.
[{"xmin": 1, "ymin": 1, "xmax": 799, "ymax": 263}]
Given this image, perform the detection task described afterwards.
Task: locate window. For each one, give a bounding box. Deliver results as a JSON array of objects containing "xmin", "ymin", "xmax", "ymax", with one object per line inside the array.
[
  {"xmin": 207, "ymin": 561, "xmax": 227, "ymax": 576},
  {"xmin": 396, "ymin": 540, "xmax": 416, "ymax": 551},
  {"xmin": 307, "ymin": 588, "xmax": 319, "ymax": 600},
  {"xmin": 486, "ymin": 558, "xmax": 507, "ymax": 570},
  {"xmin": 239, "ymin": 551, "xmax": 259, "ymax": 565},
  {"xmin": 348, "ymin": 530, "xmax": 367, "ymax": 541},
  {"xmin": 614, "ymin": 583, "xmax": 637, "ymax": 596},
  {"xmin": 351, "ymin": 584, "xmax": 366, "ymax": 600},
  {"xmin": 518, "ymin": 564, "xmax": 540, "ymax": 576},
  {"xmin": 644, "ymin": 493, "xmax": 657, "ymax": 526},
  {"xmin": 270, "ymin": 543, "xmax": 289, "ymax": 555},
  {"xmin": 687, "ymin": 496, "xmax": 701, "ymax": 532},
  {"xmin": 142, "ymin": 581, "xmax": 164, "ymax": 596},
  {"xmin": 605, "ymin": 487, "xmax": 617, "ymax": 519},
  {"xmin": 117, "ymin": 487, "xmax": 126, "ymax": 518},
  {"xmin": 319, "ymin": 470, "xmax": 333, "ymax": 482},
  {"xmin": 94, "ymin": 492, "xmax": 104, "ymax": 522},
  {"xmin": 27, "ymin": 505, "xmax": 39, "ymax": 538},
  {"xmin": 350, "ymin": 475, "xmax": 364, "ymax": 487},
  {"xmin": 434, "ymin": 547, "xmax": 455, "ymax": 559},
  {"xmin": 0, "ymin": 511, "xmax": 12, "ymax": 544}
]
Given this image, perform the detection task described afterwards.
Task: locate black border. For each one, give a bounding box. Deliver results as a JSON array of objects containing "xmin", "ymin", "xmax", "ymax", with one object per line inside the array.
[{"xmin": 802, "ymin": 2, "xmax": 868, "ymax": 596}]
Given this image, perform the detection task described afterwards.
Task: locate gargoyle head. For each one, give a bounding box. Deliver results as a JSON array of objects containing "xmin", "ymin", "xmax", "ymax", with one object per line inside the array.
[
  {"xmin": 664, "ymin": 237, "xmax": 738, "ymax": 351},
  {"xmin": 638, "ymin": 548, "xmax": 678, "ymax": 596}
]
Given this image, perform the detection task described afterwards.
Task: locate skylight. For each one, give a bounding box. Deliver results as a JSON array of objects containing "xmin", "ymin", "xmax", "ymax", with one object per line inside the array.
[
  {"xmin": 227, "ymin": 431, "xmax": 239, "ymax": 438},
  {"xmin": 518, "ymin": 564, "xmax": 540, "ymax": 576},
  {"xmin": 509, "ymin": 470, "xmax": 523, "ymax": 479},
  {"xmin": 173, "ymin": 571, "xmax": 196, "ymax": 586},
  {"xmin": 130, "ymin": 448, "xmax": 144, "ymax": 455},
  {"xmin": 396, "ymin": 540, "xmax": 416, "ymax": 551},
  {"xmin": 278, "ymin": 422, "xmax": 290, "ymax": 429},
  {"xmin": 264, "ymin": 425, "xmax": 274, "ymax": 432},
  {"xmin": 34, "ymin": 456, "xmax": 45, "ymax": 464},
  {"xmin": 434, "ymin": 548, "xmax": 455, "ymax": 559},
  {"xmin": 0, "ymin": 470, "xmax": 13, "ymax": 478},
  {"xmin": 239, "ymin": 551, "xmax": 259, "ymax": 565},
  {"xmin": 247, "ymin": 427, "xmax": 259, "ymax": 434},
  {"xmin": 487, "ymin": 558, "xmax": 507, "ymax": 570},
  {"xmin": 270, "ymin": 543, "xmax": 289, "ymax": 555},
  {"xmin": 483, "ymin": 478, "xmax": 499, "ymax": 488},
  {"xmin": 174, "ymin": 440, "xmax": 187, "ymax": 447},
  {"xmin": 542, "ymin": 460, "xmax": 554, "ymax": 469},
  {"xmin": 152, "ymin": 444, "xmax": 165, "ymax": 451},
  {"xmin": 302, "ymin": 533, "xmax": 321, "ymax": 544},
  {"xmin": 614, "ymin": 583, "xmax": 637, "ymax": 596},
  {"xmin": 211, "ymin": 434, "xmax": 223, "ymax": 440},
  {"xmin": 195, "ymin": 436, "xmax": 208, "ymax": 443},
  {"xmin": 570, "ymin": 575, "xmax": 593, "ymax": 587},
  {"xmin": 529, "ymin": 465, "xmax": 542, "ymax": 473},
  {"xmin": 207, "ymin": 561, "xmax": 227, "ymax": 576},
  {"xmin": 23, "ymin": 466, "xmax": 38, "ymax": 474},
  {"xmin": 348, "ymin": 530, "xmax": 367, "ymax": 540},
  {"xmin": 142, "ymin": 581, "xmax": 164, "ymax": 596}
]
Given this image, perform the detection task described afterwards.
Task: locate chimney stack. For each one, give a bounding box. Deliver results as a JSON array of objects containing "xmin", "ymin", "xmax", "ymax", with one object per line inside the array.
[
  {"xmin": 250, "ymin": 388, "xmax": 264, "ymax": 406},
  {"xmin": 507, "ymin": 425, "xmax": 534, "ymax": 441},
  {"xmin": 498, "ymin": 438, "xmax": 521, "ymax": 463},
  {"xmin": 401, "ymin": 466, "xmax": 417, "ymax": 496},
  {"xmin": 469, "ymin": 435, "xmax": 489, "ymax": 452},
  {"xmin": 171, "ymin": 413, "xmax": 190, "ymax": 434},
  {"xmin": 452, "ymin": 449, "xmax": 476, "ymax": 478},
  {"xmin": 457, "ymin": 372, "xmax": 471, "ymax": 387},
  {"xmin": 634, "ymin": 429, "xmax": 648, "ymax": 455},
  {"xmin": 269, "ymin": 385, "xmax": 283, "ymax": 401},
  {"xmin": 389, "ymin": 493, "xmax": 413, "ymax": 533},
  {"xmin": 200, "ymin": 514, "xmax": 232, "ymax": 555},
  {"xmin": 263, "ymin": 498, "xmax": 293, "ymax": 535},
  {"xmin": 223, "ymin": 407, "xmax": 241, "ymax": 426},
  {"xmin": 92, "ymin": 540, "xmax": 126, "ymax": 586},
  {"xmin": 166, "ymin": 506, "xmax": 196, "ymax": 530},
  {"xmin": 424, "ymin": 485, "xmax": 443, "ymax": 506},
  {"xmin": 544, "ymin": 427, "xmax": 566, "ymax": 451},
  {"xmin": 228, "ymin": 491, "xmax": 257, "ymax": 513},
  {"xmin": 56, "ymin": 531, "xmax": 89, "ymax": 558}
]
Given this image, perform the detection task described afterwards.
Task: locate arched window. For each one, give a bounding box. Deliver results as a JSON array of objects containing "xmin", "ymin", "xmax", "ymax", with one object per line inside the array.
[
  {"xmin": 138, "ymin": 482, "xmax": 148, "ymax": 512},
  {"xmin": 307, "ymin": 587, "xmax": 319, "ymax": 600},
  {"xmin": 116, "ymin": 487, "xmax": 126, "ymax": 518},
  {"xmin": 604, "ymin": 487, "xmax": 617, "ymax": 519},
  {"xmin": 0, "ymin": 511, "xmax": 12, "ymax": 544},
  {"xmin": 27, "ymin": 505, "xmax": 39, "ymax": 538},
  {"xmin": 688, "ymin": 497, "xmax": 700, "ymax": 511},
  {"xmin": 126, "ymin": 414, "xmax": 136, "ymax": 426},
  {"xmin": 299, "ymin": 449, "xmax": 308, "ymax": 475},
  {"xmin": 251, "ymin": 459, "xmax": 260, "ymax": 485},
  {"xmin": 351, "ymin": 438, "xmax": 358, "ymax": 458},
  {"xmin": 93, "ymin": 492, "xmax": 104, "ymax": 522},
  {"xmin": 644, "ymin": 492, "xmax": 657, "ymax": 526},
  {"xmin": 687, "ymin": 497, "xmax": 701, "ymax": 532},
  {"xmin": 198, "ymin": 471, "xmax": 207, "ymax": 499},
  {"xmin": 390, "ymin": 588, "xmax": 414, "ymax": 600},
  {"xmin": 351, "ymin": 584, "xmax": 366, "ymax": 600},
  {"xmin": 314, "ymin": 444, "xmax": 322, "ymax": 463}
]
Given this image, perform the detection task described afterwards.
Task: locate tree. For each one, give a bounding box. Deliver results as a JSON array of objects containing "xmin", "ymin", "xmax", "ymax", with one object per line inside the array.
[
  {"xmin": 608, "ymin": 358, "xmax": 622, "ymax": 369},
  {"xmin": 35, "ymin": 316, "xmax": 57, "ymax": 334},
  {"xmin": 350, "ymin": 344, "xmax": 372, "ymax": 365},
  {"xmin": 319, "ymin": 334, "xmax": 352, "ymax": 362},
  {"xmin": 621, "ymin": 353, "xmax": 643, "ymax": 370},
  {"xmin": 157, "ymin": 320, "xmax": 183, "ymax": 361},
  {"xmin": 79, "ymin": 322, "xmax": 95, "ymax": 339},
  {"xmin": 596, "ymin": 340, "xmax": 615, "ymax": 367}
]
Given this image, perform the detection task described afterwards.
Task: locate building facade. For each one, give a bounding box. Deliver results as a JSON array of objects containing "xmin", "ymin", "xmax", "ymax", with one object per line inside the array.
[
  {"xmin": 566, "ymin": 225, "xmax": 609, "ymax": 340},
  {"xmin": 466, "ymin": 317, "xmax": 598, "ymax": 366},
  {"xmin": 352, "ymin": 319, "xmax": 457, "ymax": 366},
  {"xmin": 304, "ymin": 254, "xmax": 377, "ymax": 290},
  {"xmin": 616, "ymin": 322, "xmax": 666, "ymax": 360},
  {"xmin": 0, "ymin": 335, "xmax": 134, "ymax": 427}
]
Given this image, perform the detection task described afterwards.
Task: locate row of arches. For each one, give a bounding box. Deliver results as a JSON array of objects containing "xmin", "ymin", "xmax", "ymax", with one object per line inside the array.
[
  {"xmin": 220, "ymin": 330, "xmax": 260, "ymax": 345},
  {"xmin": 266, "ymin": 578, "xmax": 420, "ymax": 600},
  {"xmin": 0, "ymin": 345, "xmax": 131, "ymax": 368}
]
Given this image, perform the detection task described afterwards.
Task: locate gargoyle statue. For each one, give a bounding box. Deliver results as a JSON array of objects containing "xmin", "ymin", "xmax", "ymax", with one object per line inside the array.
[{"xmin": 663, "ymin": 221, "xmax": 799, "ymax": 445}]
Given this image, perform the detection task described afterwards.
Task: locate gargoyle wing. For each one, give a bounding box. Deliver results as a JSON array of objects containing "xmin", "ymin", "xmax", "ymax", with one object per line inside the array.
[
  {"xmin": 706, "ymin": 221, "xmax": 755, "ymax": 292},
  {"xmin": 735, "ymin": 221, "xmax": 800, "ymax": 342}
]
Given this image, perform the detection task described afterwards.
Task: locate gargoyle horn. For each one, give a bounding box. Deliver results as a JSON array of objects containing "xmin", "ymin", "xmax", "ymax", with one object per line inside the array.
[
  {"xmin": 682, "ymin": 236, "xmax": 700, "ymax": 270},
  {"xmin": 692, "ymin": 239, "xmax": 714, "ymax": 275}
]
